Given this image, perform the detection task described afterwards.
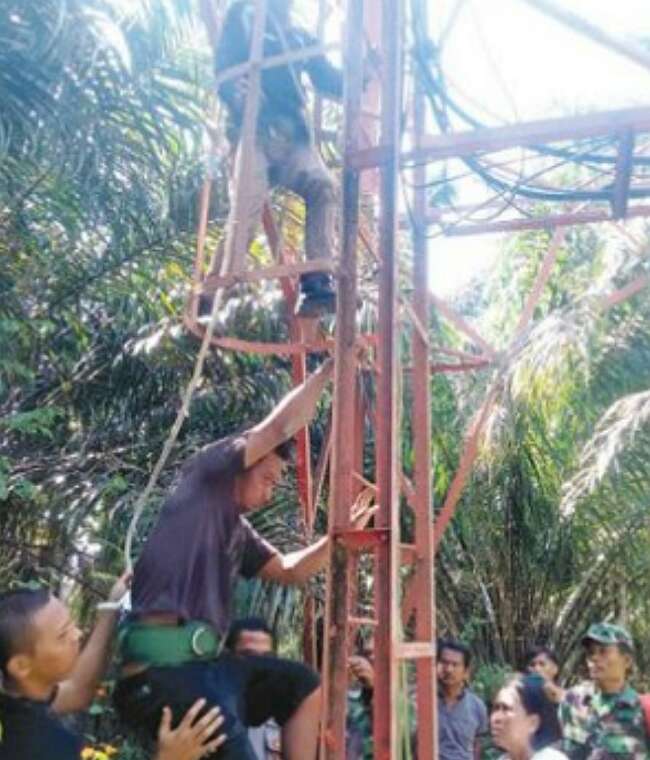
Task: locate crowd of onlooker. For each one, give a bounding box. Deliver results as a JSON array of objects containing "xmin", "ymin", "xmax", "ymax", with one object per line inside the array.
[
  {"xmin": 227, "ymin": 617, "xmax": 650, "ymax": 760},
  {"xmin": 1, "ymin": 579, "xmax": 648, "ymax": 760}
]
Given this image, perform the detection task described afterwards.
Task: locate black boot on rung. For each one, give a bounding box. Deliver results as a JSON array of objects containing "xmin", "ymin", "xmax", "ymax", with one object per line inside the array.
[{"xmin": 295, "ymin": 273, "xmax": 336, "ymax": 318}]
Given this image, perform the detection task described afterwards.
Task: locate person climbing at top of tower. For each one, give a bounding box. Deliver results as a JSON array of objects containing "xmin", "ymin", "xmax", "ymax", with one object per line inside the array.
[{"xmin": 210, "ymin": 0, "xmax": 343, "ymax": 319}]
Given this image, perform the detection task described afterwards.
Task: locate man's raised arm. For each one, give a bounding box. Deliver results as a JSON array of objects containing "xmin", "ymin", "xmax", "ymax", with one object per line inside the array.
[{"xmin": 244, "ymin": 358, "xmax": 334, "ymax": 468}]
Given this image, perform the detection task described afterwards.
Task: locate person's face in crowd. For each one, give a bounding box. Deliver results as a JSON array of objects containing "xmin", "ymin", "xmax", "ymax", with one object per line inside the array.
[
  {"xmin": 236, "ymin": 452, "xmax": 286, "ymax": 511},
  {"xmin": 437, "ymin": 647, "xmax": 469, "ymax": 693},
  {"xmin": 7, "ymin": 596, "xmax": 82, "ymax": 690},
  {"xmin": 585, "ymin": 641, "xmax": 631, "ymax": 692},
  {"xmin": 491, "ymin": 685, "xmax": 539, "ymax": 759},
  {"xmin": 527, "ymin": 652, "xmax": 558, "ymax": 683},
  {"xmin": 234, "ymin": 629, "xmax": 274, "ymax": 657}
]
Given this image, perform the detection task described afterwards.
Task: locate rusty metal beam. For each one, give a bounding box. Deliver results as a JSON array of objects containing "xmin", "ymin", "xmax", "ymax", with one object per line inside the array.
[
  {"xmin": 513, "ymin": 227, "xmax": 566, "ymax": 339},
  {"xmin": 611, "ymin": 131, "xmax": 636, "ymax": 220},
  {"xmin": 397, "ymin": 642, "xmax": 437, "ymax": 659},
  {"xmin": 260, "ymin": 208, "xmax": 314, "ymax": 529},
  {"xmin": 434, "ymin": 204, "xmax": 650, "ymax": 236},
  {"xmin": 373, "ymin": 0, "xmax": 403, "ymax": 755},
  {"xmin": 433, "ymin": 389, "xmax": 498, "ymax": 549},
  {"xmin": 519, "ymin": 0, "xmax": 650, "ymax": 74},
  {"xmin": 430, "ymin": 294, "xmax": 498, "ymax": 358},
  {"xmin": 213, "ymin": 42, "xmax": 339, "ymax": 89},
  {"xmin": 186, "ymin": 178, "xmax": 213, "ymax": 322},
  {"xmin": 411, "ymin": 0, "xmax": 437, "ymax": 747},
  {"xmin": 350, "ymin": 106, "xmax": 650, "ymax": 169},
  {"xmin": 200, "ymin": 258, "xmax": 335, "ymax": 292},
  {"xmin": 321, "ymin": 0, "xmax": 364, "ymax": 752},
  {"xmin": 218, "ymin": 0, "xmax": 267, "ymax": 276},
  {"xmin": 600, "ymin": 273, "xmax": 650, "ymax": 311}
]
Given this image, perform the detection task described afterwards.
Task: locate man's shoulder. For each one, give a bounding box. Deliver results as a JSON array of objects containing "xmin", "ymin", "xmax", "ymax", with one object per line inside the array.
[
  {"xmin": 190, "ymin": 433, "xmax": 248, "ymax": 477},
  {"xmin": 564, "ymin": 681, "xmax": 595, "ymax": 706},
  {"xmin": 464, "ymin": 689, "xmax": 488, "ymax": 712},
  {"xmin": 0, "ymin": 695, "xmax": 81, "ymax": 759},
  {"xmin": 532, "ymin": 748, "xmax": 568, "ymax": 760},
  {"xmin": 617, "ymin": 684, "xmax": 641, "ymax": 708},
  {"xmin": 197, "ymin": 432, "xmax": 246, "ymax": 457}
]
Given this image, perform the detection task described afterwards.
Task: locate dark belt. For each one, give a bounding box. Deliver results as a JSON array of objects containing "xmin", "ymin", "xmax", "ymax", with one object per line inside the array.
[{"xmin": 119, "ymin": 620, "xmax": 221, "ymax": 668}]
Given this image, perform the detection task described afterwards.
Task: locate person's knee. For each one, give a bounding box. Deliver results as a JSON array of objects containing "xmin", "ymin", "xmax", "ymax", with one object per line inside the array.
[
  {"xmin": 293, "ymin": 672, "xmax": 322, "ymax": 716},
  {"xmin": 303, "ymin": 684, "xmax": 322, "ymax": 707},
  {"xmin": 295, "ymin": 171, "xmax": 336, "ymax": 206}
]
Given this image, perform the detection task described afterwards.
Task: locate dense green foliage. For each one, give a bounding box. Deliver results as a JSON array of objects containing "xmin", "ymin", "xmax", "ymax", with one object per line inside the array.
[{"xmin": 431, "ymin": 225, "xmax": 650, "ymax": 684}]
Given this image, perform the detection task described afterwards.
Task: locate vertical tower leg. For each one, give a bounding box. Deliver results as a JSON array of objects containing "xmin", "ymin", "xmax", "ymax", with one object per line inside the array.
[
  {"xmin": 411, "ymin": 0, "xmax": 437, "ymax": 753},
  {"xmin": 321, "ymin": 0, "xmax": 365, "ymax": 754},
  {"xmin": 373, "ymin": 0, "xmax": 403, "ymax": 756}
]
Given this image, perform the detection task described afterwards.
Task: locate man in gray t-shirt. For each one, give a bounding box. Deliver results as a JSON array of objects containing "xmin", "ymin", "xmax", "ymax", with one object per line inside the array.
[{"xmin": 437, "ymin": 639, "xmax": 488, "ymax": 760}]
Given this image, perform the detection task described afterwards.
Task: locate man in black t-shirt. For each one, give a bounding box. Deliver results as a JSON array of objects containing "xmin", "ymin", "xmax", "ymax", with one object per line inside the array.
[
  {"xmin": 116, "ymin": 358, "xmax": 376, "ymax": 760},
  {"xmin": 209, "ymin": 0, "xmax": 342, "ymax": 318},
  {"xmin": 0, "ymin": 586, "xmax": 224, "ymax": 760}
]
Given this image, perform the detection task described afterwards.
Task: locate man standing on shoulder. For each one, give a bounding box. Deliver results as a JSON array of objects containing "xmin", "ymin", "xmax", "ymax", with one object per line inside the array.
[
  {"xmin": 437, "ymin": 639, "xmax": 488, "ymax": 760},
  {"xmin": 560, "ymin": 622, "xmax": 649, "ymax": 760},
  {"xmin": 115, "ymin": 358, "xmax": 375, "ymax": 760}
]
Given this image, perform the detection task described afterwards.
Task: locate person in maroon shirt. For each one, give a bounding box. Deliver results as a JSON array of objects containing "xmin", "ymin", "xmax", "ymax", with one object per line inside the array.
[{"xmin": 115, "ymin": 358, "xmax": 374, "ymax": 760}]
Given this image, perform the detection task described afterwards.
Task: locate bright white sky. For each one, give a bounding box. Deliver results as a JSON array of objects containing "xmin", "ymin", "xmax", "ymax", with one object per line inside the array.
[{"xmin": 424, "ymin": 0, "xmax": 650, "ymax": 295}]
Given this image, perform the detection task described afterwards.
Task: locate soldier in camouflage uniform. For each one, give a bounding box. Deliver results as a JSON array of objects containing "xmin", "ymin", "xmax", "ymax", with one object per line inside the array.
[
  {"xmin": 346, "ymin": 638, "xmax": 374, "ymax": 760},
  {"xmin": 559, "ymin": 622, "xmax": 649, "ymax": 760},
  {"xmin": 346, "ymin": 684, "xmax": 373, "ymax": 760}
]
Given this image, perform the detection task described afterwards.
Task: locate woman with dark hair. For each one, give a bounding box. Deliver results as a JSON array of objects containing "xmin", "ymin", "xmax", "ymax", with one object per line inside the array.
[{"xmin": 491, "ymin": 674, "xmax": 567, "ymax": 760}]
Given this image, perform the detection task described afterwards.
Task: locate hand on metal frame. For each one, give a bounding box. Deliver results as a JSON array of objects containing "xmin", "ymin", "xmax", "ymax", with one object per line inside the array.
[{"xmin": 350, "ymin": 486, "xmax": 378, "ymax": 530}]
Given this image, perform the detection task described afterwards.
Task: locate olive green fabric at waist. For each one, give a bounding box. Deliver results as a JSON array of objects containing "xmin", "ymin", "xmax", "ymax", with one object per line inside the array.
[{"xmin": 119, "ymin": 620, "xmax": 222, "ymax": 668}]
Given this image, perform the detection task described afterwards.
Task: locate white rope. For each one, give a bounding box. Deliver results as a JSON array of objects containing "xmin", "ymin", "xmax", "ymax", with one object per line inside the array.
[
  {"xmin": 123, "ymin": 286, "xmax": 227, "ymax": 570},
  {"xmin": 123, "ymin": 0, "xmax": 269, "ymax": 570}
]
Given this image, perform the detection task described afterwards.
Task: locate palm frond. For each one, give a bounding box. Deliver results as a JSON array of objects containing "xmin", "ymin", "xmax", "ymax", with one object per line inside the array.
[{"xmin": 561, "ymin": 389, "xmax": 650, "ymax": 514}]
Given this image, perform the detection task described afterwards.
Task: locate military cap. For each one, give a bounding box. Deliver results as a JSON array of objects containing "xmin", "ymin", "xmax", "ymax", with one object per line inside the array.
[{"xmin": 582, "ymin": 622, "xmax": 634, "ymax": 651}]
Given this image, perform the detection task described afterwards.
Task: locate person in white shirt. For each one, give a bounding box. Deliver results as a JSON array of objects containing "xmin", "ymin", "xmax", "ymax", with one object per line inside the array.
[{"xmin": 491, "ymin": 674, "xmax": 567, "ymax": 760}]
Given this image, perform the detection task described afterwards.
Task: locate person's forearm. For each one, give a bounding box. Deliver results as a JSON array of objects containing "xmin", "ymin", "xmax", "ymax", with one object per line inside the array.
[
  {"xmin": 245, "ymin": 359, "xmax": 334, "ymax": 466},
  {"xmin": 66, "ymin": 610, "xmax": 118, "ymax": 707},
  {"xmin": 273, "ymin": 359, "xmax": 334, "ymax": 441},
  {"xmin": 283, "ymin": 535, "xmax": 329, "ymax": 584}
]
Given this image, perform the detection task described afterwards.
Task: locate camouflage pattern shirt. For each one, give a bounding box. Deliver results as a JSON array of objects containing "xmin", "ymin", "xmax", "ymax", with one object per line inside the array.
[
  {"xmin": 559, "ymin": 681, "xmax": 649, "ymax": 760},
  {"xmin": 346, "ymin": 687, "xmax": 373, "ymax": 760}
]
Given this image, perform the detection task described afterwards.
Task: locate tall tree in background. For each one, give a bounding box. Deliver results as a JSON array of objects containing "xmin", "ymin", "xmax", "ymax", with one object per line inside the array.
[
  {"xmin": 0, "ymin": 0, "xmax": 303, "ymax": 606},
  {"xmin": 433, "ymin": 223, "xmax": 650, "ymax": 681}
]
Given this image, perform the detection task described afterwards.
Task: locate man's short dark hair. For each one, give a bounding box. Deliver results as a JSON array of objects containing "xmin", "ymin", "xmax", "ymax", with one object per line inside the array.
[
  {"xmin": 523, "ymin": 644, "xmax": 559, "ymax": 670},
  {"xmin": 438, "ymin": 638, "xmax": 472, "ymax": 668},
  {"xmin": 274, "ymin": 440, "xmax": 293, "ymax": 462},
  {"xmin": 225, "ymin": 616, "xmax": 274, "ymax": 651},
  {"xmin": 0, "ymin": 588, "xmax": 50, "ymax": 675}
]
